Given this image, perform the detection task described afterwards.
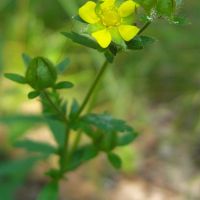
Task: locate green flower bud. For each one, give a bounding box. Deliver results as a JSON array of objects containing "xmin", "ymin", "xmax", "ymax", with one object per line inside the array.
[{"xmin": 25, "ymin": 57, "xmax": 57, "ymax": 90}]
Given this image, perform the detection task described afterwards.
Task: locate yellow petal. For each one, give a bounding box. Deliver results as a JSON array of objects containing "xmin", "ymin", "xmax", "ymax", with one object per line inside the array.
[
  {"xmin": 100, "ymin": 0, "xmax": 115, "ymax": 10},
  {"xmin": 118, "ymin": 25, "xmax": 139, "ymax": 41},
  {"xmin": 79, "ymin": 1, "xmax": 99, "ymax": 24},
  {"xmin": 92, "ymin": 29, "xmax": 112, "ymax": 48},
  {"xmin": 118, "ymin": 0, "xmax": 138, "ymax": 17}
]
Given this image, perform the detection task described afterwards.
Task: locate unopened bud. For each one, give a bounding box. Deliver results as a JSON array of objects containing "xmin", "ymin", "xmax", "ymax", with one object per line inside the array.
[{"xmin": 25, "ymin": 57, "xmax": 57, "ymax": 90}]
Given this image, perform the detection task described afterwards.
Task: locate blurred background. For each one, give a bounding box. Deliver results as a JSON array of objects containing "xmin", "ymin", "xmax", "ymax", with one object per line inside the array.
[{"xmin": 0, "ymin": 0, "xmax": 200, "ymax": 199}]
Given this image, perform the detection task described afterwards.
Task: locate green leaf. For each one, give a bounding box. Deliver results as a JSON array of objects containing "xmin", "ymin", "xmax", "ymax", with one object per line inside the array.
[
  {"xmin": 78, "ymin": 113, "xmax": 131, "ymax": 133},
  {"xmin": 73, "ymin": 113, "xmax": 138, "ymax": 149},
  {"xmin": 127, "ymin": 35, "xmax": 155, "ymax": 50},
  {"xmin": 107, "ymin": 152, "xmax": 122, "ymax": 169},
  {"xmin": 4, "ymin": 73, "xmax": 26, "ymax": 84},
  {"xmin": 28, "ymin": 91, "xmax": 40, "ymax": 99},
  {"xmin": 0, "ymin": 157, "xmax": 39, "ymax": 176},
  {"xmin": 66, "ymin": 145, "xmax": 98, "ymax": 171},
  {"xmin": 157, "ymin": 0, "xmax": 175, "ymax": 17},
  {"xmin": 104, "ymin": 50, "xmax": 115, "ymax": 63},
  {"xmin": 56, "ymin": 58, "xmax": 70, "ymax": 73},
  {"xmin": 0, "ymin": 115, "xmax": 43, "ymax": 143},
  {"xmin": 72, "ymin": 15, "xmax": 87, "ymax": 23},
  {"xmin": 117, "ymin": 131, "xmax": 139, "ymax": 146},
  {"xmin": 69, "ymin": 99, "xmax": 80, "ymax": 119},
  {"xmin": 54, "ymin": 81, "xmax": 74, "ymax": 89},
  {"xmin": 22, "ymin": 53, "xmax": 32, "ymax": 67},
  {"xmin": 62, "ymin": 31, "xmax": 103, "ymax": 51},
  {"xmin": 171, "ymin": 15, "xmax": 190, "ymax": 25},
  {"xmin": 37, "ymin": 182, "xmax": 59, "ymax": 200},
  {"xmin": 46, "ymin": 119, "xmax": 66, "ymax": 147},
  {"xmin": 14, "ymin": 140, "xmax": 57, "ymax": 156},
  {"xmin": 0, "ymin": 157, "xmax": 39, "ymax": 200},
  {"xmin": 0, "ymin": 115, "xmax": 43, "ymax": 124}
]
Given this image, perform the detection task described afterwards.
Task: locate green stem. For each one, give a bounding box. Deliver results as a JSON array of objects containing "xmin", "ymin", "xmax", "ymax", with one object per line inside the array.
[
  {"xmin": 69, "ymin": 130, "xmax": 82, "ymax": 158},
  {"xmin": 68, "ymin": 60, "xmax": 110, "ymax": 160},
  {"xmin": 138, "ymin": 21, "xmax": 151, "ymax": 35},
  {"xmin": 42, "ymin": 90, "xmax": 68, "ymax": 123},
  {"xmin": 60, "ymin": 126, "xmax": 70, "ymax": 174},
  {"xmin": 75, "ymin": 60, "xmax": 109, "ymax": 118}
]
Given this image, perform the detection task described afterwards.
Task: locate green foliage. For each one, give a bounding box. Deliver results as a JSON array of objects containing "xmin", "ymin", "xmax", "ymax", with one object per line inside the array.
[
  {"xmin": 136, "ymin": 0, "xmax": 156, "ymax": 12},
  {"xmin": 104, "ymin": 49, "xmax": 115, "ymax": 63},
  {"xmin": 171, "ymin": 15, "xmax": 190, "ymax": 25},
  {"xmin": 40, "ymin": 91, "xmax": 66, "ymax": 119},
  {"xmin": 25, "ymin": 57, "xmax": 57, "ymax": 90},
  {"xmin": 37, "ymin": 181, "xmax": 59, "ymax": 200},
  {"xmin": 56, "ymin": 58, "xmax": 70, "ymax": 73},
  {"xmin": 127, "ymin": 35, "xmax": 155, "ymax": 50},
  {"xmin": 62, "ymin": 32, "xmax": 102, "ymax": 51},
  {"xmin": 28, "ymin": 91, "xmax": 40, "ymax": 99},
  {"xmin": 69, "ymin": 99, "xmax": 80, "ymax": 120},
  {"xmin": 66, "ymin": 144, "xmax": 98, "ymax": 171},
  {"xmin": 0, "ymin": 115, "xmax": 43, "ymax": 124},
  {"xmin": 14, "ymin": 140, "xmax": 57, "ymax": 156},
  {"xmin": 136, "ymin": 0, "xmax": 177, "ymax": 17},
  {"xmin": 157, "ymin": 0, "xmax": 175, "ymax": 17},
  {"xmin": 46, "ymin": 119, "xmax": 66, "ymax": 147},
  {"xmin": 107, "ymin": 152, "xmax": 122, "ymax": 169},
  {"xmin": 0, "ymin": 115, "xmax": 43, "ymax": 143},
  {"xmin": 73, "ymin": 113, "xmax": 138, "ymax": 151},
  {"xmin": 54, "ymin": 81, "xmax": 74, "ymax": 90},
  {"xmin": 22, "ymin": 53, "xmax": 32, "ymax": 68},
  {"xmin": 0, "ymin": 157, "xmax": 39, "ymax": 176},
  {"xmin": 4, "ymin": 73, "xmax": 26, "ymax": 84},
  {"xmin": 0, "ymin": 157, "xmax": 39, "ymax": 200},
  {"xmin": 1, "ymin": 0, "xmax": 187, "ymax": 199}
]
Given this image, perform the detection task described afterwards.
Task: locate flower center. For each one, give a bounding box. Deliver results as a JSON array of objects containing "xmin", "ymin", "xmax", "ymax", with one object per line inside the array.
[{"xmin": 101, "ymin": 8, "xmax": 121, "ymax": 27}]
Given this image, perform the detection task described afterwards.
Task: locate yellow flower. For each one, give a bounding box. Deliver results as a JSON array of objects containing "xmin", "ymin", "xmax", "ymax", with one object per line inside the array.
[{"xmin": 79, "ymin": 0, "xmax": 140, "ymax": 48}]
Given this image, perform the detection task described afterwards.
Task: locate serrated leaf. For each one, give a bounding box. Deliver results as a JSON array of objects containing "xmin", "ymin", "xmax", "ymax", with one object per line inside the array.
[
  {"xmin": 79, "ymin": 113, "xmax": 131, "ymax": 132},
  {"xmin": 37, "ymin": 182, "xmax": 58, "ymax": 200},
  {"xmin": 54, "ymin": 81, "xmax": 74, "ymax": 89},
  {"xmin": 28, "ymin": 91, "xmax": 40, "ymax": 99},
  {"xmin": 107, "ymin": 152, "xmax": 122, "ymax": 169},
  {"xmin": 66, "ymin": 145, "xmax": 98, "ymax": 171},
  {"xmin": 127, "ymin": 35, "xmax": 155, "ymax": 50},
  {"xmin": 22, "ymin": 53, "xmax": 32, "ymax": 67},
  {"xmin": 73, "ymin": 113, "xmax": 138, "ymax": 149},
  {"xmin": 4, "ymin": 73, "xmax": 26, "ymax": 84},
  {"xmin": 14, "ymin": 140, "xmax": 57, "ymax": 156},
  {"xmin": 56, "ymin": 58, "xmax": 70, "ymax": 73},
  {"xmin": 62, "ymin": 32, "xmax": 103, "ymax": 51}
]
